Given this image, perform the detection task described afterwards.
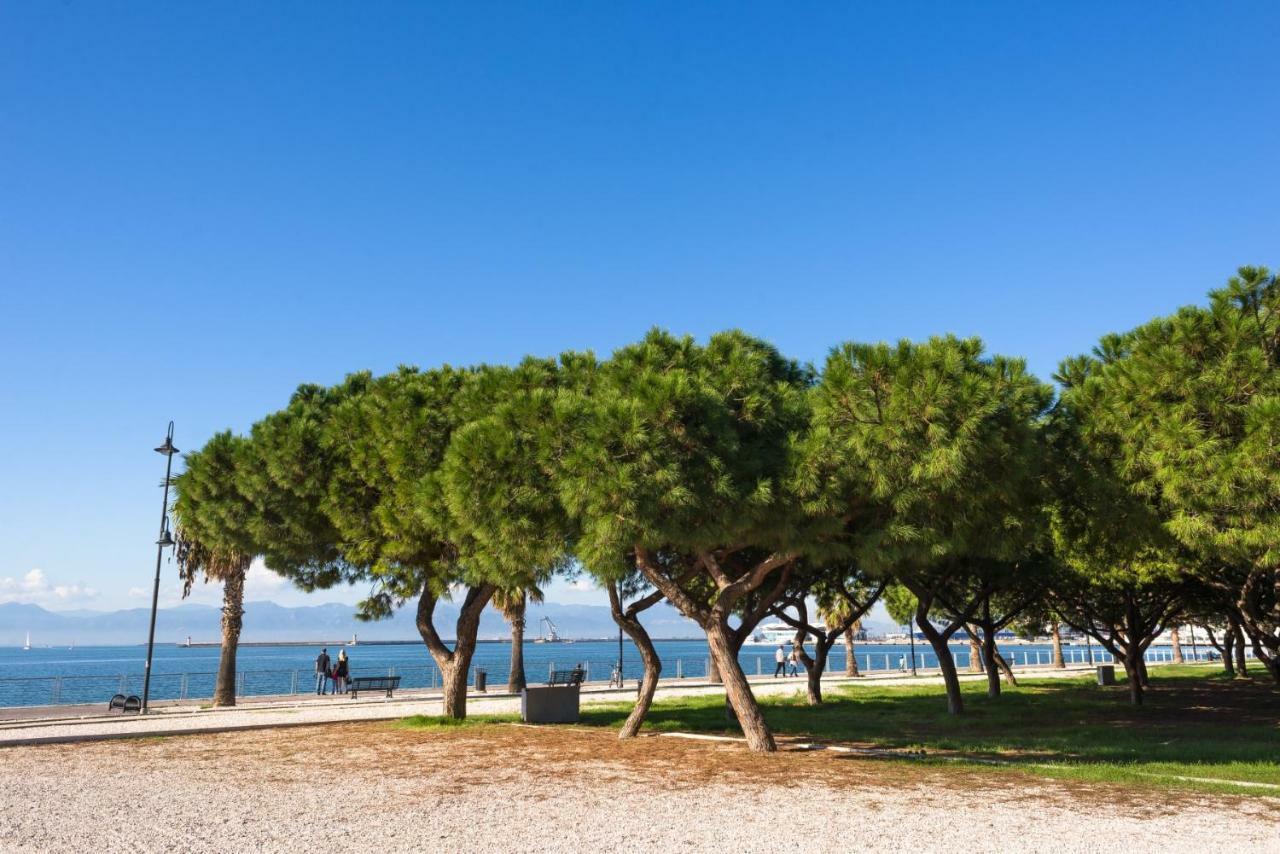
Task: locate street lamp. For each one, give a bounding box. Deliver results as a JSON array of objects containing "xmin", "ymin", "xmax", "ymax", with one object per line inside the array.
[
  {"xmin": 142, "ymin": 422, "xmax": 178, "ymax": 714},
  {"xmin": 905, "ymin": 622, "xmax": 918, "ymax": 677}
]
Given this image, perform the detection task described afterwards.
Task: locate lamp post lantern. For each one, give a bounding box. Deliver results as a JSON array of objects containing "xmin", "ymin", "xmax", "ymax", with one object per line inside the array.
[{"xmin": 142, "ymin": 422, "xmax": 178, "ymax": 714}]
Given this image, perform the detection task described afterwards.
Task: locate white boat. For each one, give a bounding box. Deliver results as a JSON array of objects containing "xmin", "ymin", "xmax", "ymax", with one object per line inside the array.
[
  {"xmin": 23, "ymin": 632, "xmax": 31, "ymax": 651},
  {"xmin": 746, "ymin": 622, "xmax": 806, "ymax": 646}
]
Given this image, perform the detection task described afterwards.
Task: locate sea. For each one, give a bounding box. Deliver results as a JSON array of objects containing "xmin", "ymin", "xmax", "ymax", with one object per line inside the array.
[{"xmin": 0, "ymin": 638, "xmax": 1115, "ymax": 709}]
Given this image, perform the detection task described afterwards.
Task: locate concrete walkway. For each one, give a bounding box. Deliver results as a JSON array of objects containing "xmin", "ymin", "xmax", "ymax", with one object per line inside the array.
[{"xmin": 0, "ymin": 663, "xmax": 1112, "ymax": 747}]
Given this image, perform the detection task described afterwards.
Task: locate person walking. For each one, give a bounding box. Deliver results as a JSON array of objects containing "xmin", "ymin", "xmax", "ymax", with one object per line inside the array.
[
  {"xmin": 774, "ymin": 644, "xmax": 787, "ymax": 678},
  {"xmin": 789, "ymin": 647, "xmax": 802, "ymax": 677},
  {"xmin": 315, "ymin": 648, "xmax": 331, "ymax": 695},
  {"xmin": 335, "ymin": 649, "xmax": 349, "ymax": 694}
]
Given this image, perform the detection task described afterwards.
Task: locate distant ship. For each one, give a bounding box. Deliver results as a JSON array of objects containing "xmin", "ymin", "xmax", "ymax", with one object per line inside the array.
[
  {"xmin": 23, "ymin": 632, "xmax": 31, "ymax": 651},
  {"xmin": 534, "ymin": 616, "xmax": 565, "ymax": 643}
]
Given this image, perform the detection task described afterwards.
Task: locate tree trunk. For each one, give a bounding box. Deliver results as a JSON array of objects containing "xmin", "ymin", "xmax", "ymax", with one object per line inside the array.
[
  {"xmin": 967, "ymin": 631, "xmax": 984, "ymax": 673},
  {"xmin": 994, "ymin": 649, "xmax": 1018, "ymax": 687},
  {"xmin": 1051, "ymin": 621, "xmax": 1066, "ymax": 668},
  {"xmin": 620, "ymin": 626, "xmax": 661, "ymax": 739},
  {"xmin": 507, "ymin": 597, "xmax": 526, "ymax": 694},
  {"xmin": 415, "ymin": 583, "xmax": 496, "ymax": 720},
  {"xmin": 706, "ymin": 621, "xmax": 775, "ymax": 752},
  {"xmin": 607, "ymin": 584, "xmax": 664, "ymax": 740},
  {"xmin": 707, "ymin": 653, "xmax": 722, "ymax": 684},
  {"xmin": 1170, "ymin": 626, "xmax": 1184, "ymax": 664},
  {"xmin": 1232, "ymin": 623, "xmax": 1249, "ymax": 676},
  {"xmin": 212, "ymin": 569, "xmax": 246, "ymax": 707},
  {"xmin": 1123, "ymin": 595, "xmax": 1145, "ymax": 706},
  {"xmin": 916, "ymin": 605, "xmax": 964, "ymax": 715},
  {"xmin": 981, "ymin": 627, "xmax": 1001, "ymax": 698},
  {"xmin": 843, "ymin": 627, "xmax": 860, "ymax": 676},
  {"xmin": 1206, "ymin": 626, "xmax": 1236, "ymax": 678},
  {"xmin": 801, "ymin": 641, "xmax": 829, "ymax": 706}
]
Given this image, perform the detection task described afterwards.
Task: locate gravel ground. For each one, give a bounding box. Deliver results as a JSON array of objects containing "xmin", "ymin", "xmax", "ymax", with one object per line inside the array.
[{"xmin": 2, "ymin": 722, "xmax": 1277, "ymax": 854}]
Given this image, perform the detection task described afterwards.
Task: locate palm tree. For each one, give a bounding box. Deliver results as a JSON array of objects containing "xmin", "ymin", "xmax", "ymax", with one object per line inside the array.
[
  {"xmin": 493, "ymin": 585, "xmax": 543, "ymax": 693},
  {"xmin": 817, "ymin": 596, "xmax": 862, "ymax": 677},
  {"xmin": 173, "ymin": 432, "xmax": 258, "ymax": 707}
]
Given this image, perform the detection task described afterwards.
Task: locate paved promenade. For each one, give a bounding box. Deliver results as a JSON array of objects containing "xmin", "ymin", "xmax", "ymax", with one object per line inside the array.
[{"xmin": 0, "ymin": 663, "xmax": 1101, "ymax": 747}]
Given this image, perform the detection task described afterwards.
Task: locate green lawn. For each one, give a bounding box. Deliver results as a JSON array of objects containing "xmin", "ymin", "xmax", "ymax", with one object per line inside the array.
[{"xmin": 571, "ymin": 666, "xmax": 1280, "ymax": 796}]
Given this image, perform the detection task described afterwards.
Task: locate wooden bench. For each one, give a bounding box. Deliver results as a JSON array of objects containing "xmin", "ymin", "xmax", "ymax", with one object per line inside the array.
[
  {"xmin": 547, "ymin": 668, "xmax": 585, "ymax": 687},
  {"xmin": 347, "ymin": 675, "xmax": 401, "ymax": 699}
]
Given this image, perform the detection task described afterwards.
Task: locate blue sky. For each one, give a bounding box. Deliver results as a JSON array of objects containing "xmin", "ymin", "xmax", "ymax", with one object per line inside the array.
[{"xmin": 1, "ymin": 4, "xmax": 1277, "ymax": 615}]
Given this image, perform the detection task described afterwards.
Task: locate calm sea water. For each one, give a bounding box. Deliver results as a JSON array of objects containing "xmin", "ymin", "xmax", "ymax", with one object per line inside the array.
[{"xmin": 0, "ymin": 639, "xmax": 1117, "ymax": 708}]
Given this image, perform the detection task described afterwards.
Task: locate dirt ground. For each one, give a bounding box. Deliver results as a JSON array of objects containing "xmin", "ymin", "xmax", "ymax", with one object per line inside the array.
[{"xmin": 2, "ymin": 722, "xmax": 1277, "ymax": 853}]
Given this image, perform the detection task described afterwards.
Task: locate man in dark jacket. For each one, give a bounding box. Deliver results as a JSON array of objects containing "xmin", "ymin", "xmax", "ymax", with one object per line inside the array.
[{"xmin": 315, "ymin": 648, "xmax": 331, "ymax": 695}]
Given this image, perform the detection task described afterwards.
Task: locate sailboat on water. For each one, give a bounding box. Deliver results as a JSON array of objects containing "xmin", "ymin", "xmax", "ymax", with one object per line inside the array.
[{"xmin": 23, "ymin": 632, "xmax": 31, "ymax": 651}]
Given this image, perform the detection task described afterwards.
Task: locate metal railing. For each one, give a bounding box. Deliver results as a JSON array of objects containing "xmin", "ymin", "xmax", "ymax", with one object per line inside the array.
[{"xmin": 0, "ymin": 644, "xmax": 1249, "ymax": 709}]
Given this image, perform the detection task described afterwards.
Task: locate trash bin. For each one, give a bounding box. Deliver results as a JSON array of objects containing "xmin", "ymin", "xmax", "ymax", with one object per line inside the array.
[
  {"xmin": 475, "ymin": 668, "xmax": 487, "ymax": 693},
  {"xmin": 1096, "ymin": 665, "xmax": 1116, "ymax": 686}
]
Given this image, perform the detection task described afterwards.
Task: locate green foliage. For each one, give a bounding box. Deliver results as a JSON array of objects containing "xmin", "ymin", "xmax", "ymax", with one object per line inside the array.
[
  {"xmin": 556, "ymin": 328, "xmax": 815, "ymax": 581},
  {"xmin": 799, "ymin": 335, "xmax": 1052, "ymax": 577},
  {"xmin": 172, "ymin": 431, "xmax": 257, "ymax": 589},
  {"xmin": 881, "ymin": 584, "xmax": 917, "ymax": 626}
]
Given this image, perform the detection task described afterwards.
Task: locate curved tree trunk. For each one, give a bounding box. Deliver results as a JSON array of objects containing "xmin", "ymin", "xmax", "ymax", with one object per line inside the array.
[
  {"xmin": 993, "ymin": 648, "xmax": 1018, "ymax": 687},
  {"xmin": 844, "ymin": 627, "xmax": 860, "ymax": 676},
  {"xmin": 507, "ymin": 598, "xmax": 527, "ymax": 694},
  {"xmin": 1170, "ymin": 625, "xmax": 1184, "ymax": 664},
  {"xmin": 416, "ymin": 583, "xmax": 496, "ymax": 720},
  {"xmin": 1051, "ymin": 621, "xmax": 1066, "ymax": 668},
  {"xmin": 607, "ymin": 583, "xmax": 664, "ymax": 739},
  {"xmin": 213, "ymin": 569, "xmax": 246, "ymax": 707},
  {"xmin": 917, "ymin": 606, "xmax": 964, "ymax": 715},
  {"xmin": 620, "ymin": 627, "xmax": 662, "ymax": 739},
  {"xmin": 706, "ymin": 620, "xmax": 775, "ymax": 752},
  {"xmin": 798, "ymin": 639, "xmax": 828, "ymax": 706}
]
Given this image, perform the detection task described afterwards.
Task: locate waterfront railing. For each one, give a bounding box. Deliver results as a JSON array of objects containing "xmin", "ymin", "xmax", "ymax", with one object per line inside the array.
[{"xmin": 0, "ymin": 644, "xmax": 1242, "ymax": 710}]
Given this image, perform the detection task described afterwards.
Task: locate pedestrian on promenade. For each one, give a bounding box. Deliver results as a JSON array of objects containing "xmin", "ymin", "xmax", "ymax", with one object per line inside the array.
[
  {"xmin": 788, "ymin": 647, "xmax": 801, "ymax": 678},
  {"xmin": 315, "ymin": 648, "xmax": 331, "ymax": 695},
  {"xmin": 335, "ymin": 649, "xmax": 349, "ymax": 694},
  {"xmin": 774, "ymin": 644, "xmax": 786, "ymax": 678}
]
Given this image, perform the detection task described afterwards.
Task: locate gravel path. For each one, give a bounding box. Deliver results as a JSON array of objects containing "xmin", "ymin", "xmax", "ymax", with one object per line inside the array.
[{"xmin": 2, "ymin": 723, "xmax": 1276, "ymax": 853}]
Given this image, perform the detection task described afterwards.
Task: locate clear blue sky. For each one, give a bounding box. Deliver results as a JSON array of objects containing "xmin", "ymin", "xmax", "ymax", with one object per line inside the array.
[{"xmin": 2, "ymin": 3, "xmax": 1277, "ymax": 614}]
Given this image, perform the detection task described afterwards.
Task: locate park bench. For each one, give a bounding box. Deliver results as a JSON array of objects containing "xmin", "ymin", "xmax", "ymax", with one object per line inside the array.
[
  {"xmin": 347, "ymin": 675, "xmax": 401, "ymax": 699},
  {"xmin": 547, "ymin": 668, "xmax": 585, "ymax": 687},
  {"xmin": 108, "ymin": 693, "xmax": 142, "ymax": 714}
]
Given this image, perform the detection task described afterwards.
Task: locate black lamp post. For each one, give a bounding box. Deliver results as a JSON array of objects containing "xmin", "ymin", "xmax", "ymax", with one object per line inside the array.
[
  {"xmin": 906, "ymin": 622, "xmax": 918, "ymax": 677},
  {"xmin": 142, "ymin": 422, "xmax": 178, "ymax": 714}
]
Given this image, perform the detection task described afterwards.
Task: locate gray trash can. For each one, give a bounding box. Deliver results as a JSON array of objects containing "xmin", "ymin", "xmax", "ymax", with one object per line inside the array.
[
  {"xmin": 475, "ymin": 668, "xmax": 487, "ymax": 693},
  {"xmin": 1096, "ymin": 665, "xmax": 1116, "ymax": 686}
]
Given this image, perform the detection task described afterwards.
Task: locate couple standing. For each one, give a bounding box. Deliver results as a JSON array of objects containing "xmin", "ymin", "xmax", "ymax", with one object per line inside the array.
[{"xmin": 314, "ymin": 648, "xmax": 350, "ymax": 695}]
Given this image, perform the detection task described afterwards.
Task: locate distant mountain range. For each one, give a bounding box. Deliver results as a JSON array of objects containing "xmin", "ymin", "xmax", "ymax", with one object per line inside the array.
[{"xmin": 0, "ymin": 599, "xmax": 706, "ymax": 647}]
